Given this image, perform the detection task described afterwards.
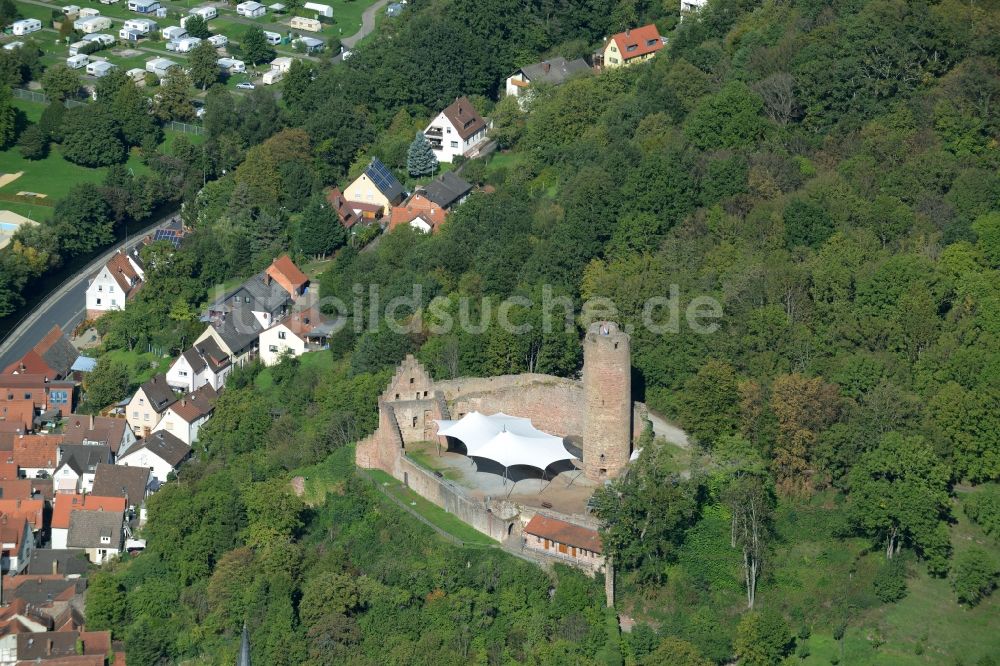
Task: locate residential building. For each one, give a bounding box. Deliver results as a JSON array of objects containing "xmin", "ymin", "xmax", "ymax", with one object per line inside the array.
[
  {"xmin": 117, "ymin": 430, "xmax": 191, "ymax": 485},
  {"xmin": 194, "ymin": 318, "xmax": 261, "ymax": 370},
  {"xmin": 6, "ymin": 434, "xmax": 63, "ymax": 479},
  {"xmin": 205, "ymin": 271, "xmax": 296, "ymax": 330},
  {"xmin": 166, "ymin": 338, "xmax": 232, "ymax": 392},
  {"xmin": 421, "ymin": 171, "xmax": 473, "ymax": 210},
  {"xmin": 342, "ymin": 158, "xmax": 405, "ymax": 216},
  {"xmin": 125, "ymin": 374, "xmax": 176, "ymax": 437},
  {"xmin": 424, "ymin": 97, "xmax": 489, "ymax": 163},
  {"xmin": 259, "ymin": 308, "xmax": 336, "ymax": 366},
  {"xmin": 681, "ymin": 0, "xmax": 709, "ymax": 13},
  {"xmin": 61, "ymin": 414, "xmax": 134, "ymax": 458},
  {"xmin": 26, "ymin": 549, "xmax": 90, "ymax": 576},
  {"xmin": 265, "ymin": 255, "xmax": 309, "ymax": 301},
  {"xmin": 67, "ymin": 508, "xmax": 124, "ymax": 563},
  {"xmin": 523, "ymin": 514, "xmax": 605, "ymax": 573},
  {"xmin": 151, "ymin": 384, "xmax": 217, "ymax": 446},
  {"xmin": 50, "ymin": 493, "xmax": 126, "ymax": 550},
  {"xmin": 0, "ymin": 515, "xmax": 33, "ymax": 574},
  {"xmin": 504, "ymin": 57, "xmax": 591, "ymax": 105},
  {"xmin": 0, "ymin": 400, "xmax": 34, "ymax": 434},
  {"xmin": 236, "ymin": 1, "xmax": 266, "ymax": 17},
  {"xmin": 598, "ymin": 24, "xmax": 664, "ymax": 69},
  {"xmin": 91, "ymin": 463, "xmax": 150, "ymax": 515},
  {"xmin": 0, "ymin": 375, "xmax": 74, "ymax": 413},
  {"xmin": 85, "ymin": 248, "xmax": 144, "ymax": 320},
  {"xmin": 326, "ymin": 187, "xmax": 362, "ymax": 229},
  {"xmin": 388, "ymin": 193, "xmax": 447, "ymax": 234},
  {"xmin": 53, "ymin": 444, "xmax": 112, "ymax": 494}
]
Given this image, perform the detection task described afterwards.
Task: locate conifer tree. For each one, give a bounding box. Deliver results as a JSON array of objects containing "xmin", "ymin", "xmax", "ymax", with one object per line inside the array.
[{"xmin": 406, "ymin": 131, "xmax": 438, "ymax": 177}]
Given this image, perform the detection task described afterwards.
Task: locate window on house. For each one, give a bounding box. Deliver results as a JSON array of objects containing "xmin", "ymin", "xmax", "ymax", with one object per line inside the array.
[
  {"xmin": 268, "ymin": 345, "xmax": 278, "ymax": 352},
  {"xmin": 143, "ymin": 414, "xmax": 149, "ymax": 421},
  {"xmin": 23, "ymin": 393, "xmax": 30, "ymax": 400},
  {"xmin": 97, "ymin": 285, "xmax": 103, "ymax": 292},
  {"xmin": 96, "ymin": 298, "xmax": 102, "ymax": 305},
  {"xmin": 278, "ymin": 331, "xmax": 286, "ymax": 340},
  {"xmin": 409, "ymin": 377, "xmax": 414, "ymax": 384},
  {"xmin": 179, "ymin": 371, "xmax": 187, "ymax": 377},
  {"xmin": 411, "ymin": 416, "xmax": 417, "ymax": 427},
  {"xmin": 132, "ymin": 411, "xmax": 138, "ymax": 418},
  {"xmin": 450, "ymin": 141, "xmax": 458, "ymax": 148},
  {"xmin": 111, "ymin": 299, "xmax": 117, "ymax": 306}
]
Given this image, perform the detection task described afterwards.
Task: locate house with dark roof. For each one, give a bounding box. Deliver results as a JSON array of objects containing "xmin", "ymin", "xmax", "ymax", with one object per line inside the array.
[
  {"xmin": 84, "ymin": 248, "xmax": 145, "ymax": 320},
  {"xmin": 205, "ymin": 272, "xmax": 294, "ymax": 331},
  {"xmin": 151, "ymin": 384, "xmax": 217, "ymax": 446},
  {"xmin": 52, "ymin": 445, "xmax": 112, "ymax": 494},
  {"xmin": 598, "ymin": 24, "xmax": 664, "ymax": 69},
  {"xmin": 424, "ymin": 97, "xmax": 490, "ymax": 163},
  {"xmin": 26, "ymin": 549, "xmax": 90, "ymax": 577},
  {"xmin": 91, "ymin": 463, "xmax": 150, "ymax": 518},
  {"xmin": 50, "ymin": 493, "xmax": 125, "ymax": 550},
  {"xmin": 504, "ymin": 57, "xmax": 591, "ymax": 105},
  {"xmin": 117, "ymin": 430, "xmax": 191, "ymax": 485},
  {"xmin": 194, "ymin": 316, "xmax": 262, "ymax": 372},
  {"xmin": 342, "ymin": 158, "xmax": 406, "ymax": 216},
  {"xmin": 523, "ymin": 514, "xmax": 604, "ymax": 573},
  {"xmin": 421, "ymin": 172, "xmax": 473, "ymax": 210},
  {"xmin": 125, "ymin": 375, "xmax": 176, "ymax": 437},
  {"xmin": 4, "ymin": 325, "xmax": 78, "ymax": 381},
  {"xmin": 325, "ymin": 187, "xmax": 363, "ymax": 229},
  {"xmin": 166, "ymin": 336, "xmax": 232, "ymax": 393},
  {"xmin": 17, "ymin": 630, "xmax": 111, "ymax": 662},
  {"xmin": 67, "ymin": 508, "xmax": 124, "ymax": 563},
  {"xmin": 61, "ymin": 414, "xmax": 134, "ymax": 457}
]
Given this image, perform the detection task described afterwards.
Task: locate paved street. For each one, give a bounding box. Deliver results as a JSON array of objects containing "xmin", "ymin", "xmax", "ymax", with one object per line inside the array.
[{"xmin": 0, "ymin": 214, "xmax": 181, "ymax": 369}]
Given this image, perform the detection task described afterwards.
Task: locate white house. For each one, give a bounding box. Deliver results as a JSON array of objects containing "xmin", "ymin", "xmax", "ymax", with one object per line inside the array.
[
  {"xmin": 11, "ymin": 19, "xmax": 42, "ymax": 36},
  {"xmin": 50, "ymin": 494, "xmax": 126, "ymax": 551},
  {"xmin": 85, "ymin": 249, "xmax": 144, "ymax": 320},
  {"xmin": 145, "ymin": 57, "xmax": 179, "ymax": 79},
  {"xmin": 423, "ymin": 96, "xmax": 490, "ymax": 163},
  {"xmin": 302, "ymin": 1, "xmax": 332, "ymax": 17},
  {"xmin": 86, "ymin": 60, "xmax": 116, "ymax": 77},
  {"xmin": 128, "ymin": 0, "xmax": 160, "ymax": 14},
  {"xmin": 125, "ymin": 374, "xmax": 176, "ymax": 437},
  {"xmin": 117, "ymin": 430, "xmax": 191, "ymax": 485},
  {"xmin": 259, "ymin": 307, "xmax": 335, "ymax": 366},
  {"xmin": 122, "ymin": 17, "xmax": 157, "ymax": 34},
  {"xmin": 53, "ymin": 445, "xmax": 112, "ymax": 495},
  {"xmin": 67, "ymin": 509, "xmax": 124, "ymax": 564},
  {"xmin": 161, "ymin": 25, "xmax": 186, "ymax": 40},
  {"xmin": 66, "ymin": 54, "xmax": 89, "ymax": 70},
  {"xmin": 504, "ymin": 57, "xmax": 590, "ymax": 106},
  {"xmin": 166, "ymin": 338, "xmax": 232, "ymax": 392},
  {"xmin": 681, "ymin": 0, "xmax": 709, "ymax": 13},
  {"xmin": 217, "ymin": 56, "xmax": 244, "ymax": 73},
  {"xmin": 236, "ymin": 1, "xmax": 266, "ymax": 18},
  {"xmin": 208, "ymin": 34, "xmax": 229, "ymax": 48},
  {"xmin": 74, "ymin": 15, "xmax": 112, "ymax": 32},
  {"xmin": 0, "ymin": 518, "xmax": 34, "ymax": 575},
  {"xmin": 150, "ymin": 384, "xmax": 217, "ymax": 446}
]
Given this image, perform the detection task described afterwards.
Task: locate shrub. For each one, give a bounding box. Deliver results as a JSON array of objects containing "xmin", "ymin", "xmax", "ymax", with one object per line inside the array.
[
  {"xmin": 952, "ymin": 547, "xmax": 999, "ymax": 606},
  {"xmin": 962, "ymin": 486, "xmax": 1000, "ymax": 538},
  {"xmin": 873, "ymin": 557, "xmax": 909, "ymax": 603}
]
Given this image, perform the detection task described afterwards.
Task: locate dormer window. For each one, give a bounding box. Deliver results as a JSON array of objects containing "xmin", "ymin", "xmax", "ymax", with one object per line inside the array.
[
  {"xmin": 627, "ymin": 44, "xmax": 637, "ymax": 52},
  {"xmin": 101, "ymin": 535, "xmax": 111, "ymax": 544}
]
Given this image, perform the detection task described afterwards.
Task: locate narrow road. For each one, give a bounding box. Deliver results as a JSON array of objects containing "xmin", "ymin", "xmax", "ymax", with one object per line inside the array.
[
  {"xmin": 0, "ymin": 214, "xmax": 181, "ymax": 369},
  {"xmin": 342, "ymin": 0, "xmax": 389, "ymax": 48}
]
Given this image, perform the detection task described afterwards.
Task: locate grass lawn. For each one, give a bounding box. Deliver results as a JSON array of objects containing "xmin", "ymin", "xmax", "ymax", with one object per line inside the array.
[
  {"xmin": 406, "ymin": 449, "xmax": 462, "ymax": 481},
  {"xmin": 255, "ymin": 350, "xmax": 335, "ymax": 390},
  {"xmin": 365, "ymin": 468, "xmax": 498, "ymax": 546},
  {"xmin": 101, "ymin": 348, "xmax": 173, "ymax": 384}
]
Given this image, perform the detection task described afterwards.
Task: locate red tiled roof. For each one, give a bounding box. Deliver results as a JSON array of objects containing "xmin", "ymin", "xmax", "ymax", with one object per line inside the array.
[
  {"xmin": 0, "ymin": 400, "xmax": 34, "ymax": 432},
  {"xmin": 0, "ymin": 479, "xmax": 32, "ymax": 499},
  {"xmin": 3, "ymin": 350, "xmax": 57, "ymax": 378},
  {"xmin": 0, "ymin": 515, "xmax": 28, "ymax": 550},
  {"xmin": 167, "ymin": 384, "xmax": 217, "ymax": 423},
  {"xmin": 0, "ymin": 499, "xmax": 43, "ymax": 529},
  {"xmin": 265, "ymin": 255, "xmax": 309, "ymax": 297},
  {"xmin": 51, "ymin": 493, "xmax": 126, "ymax": 530},
  {"xmin": 347, "ymin": 200, "xmax": 384, "ymax": 214},
  {"xmin": 6, "ymin": 434, "xmax": 63, "ymax": 470},
  {"xmin": 0, "ymin": 463, "xmax": 18, "ymax": 480},
  {"xmin": 389, "ymin": 194, "xmax": 447, "ymax": 233},
  {"xmin": 608, "ymin": 24, "xmax": 663, "ymax": 61},
  {"xmin": 524, "ymin": 514, "xmax": 603, "ymax": 554}
]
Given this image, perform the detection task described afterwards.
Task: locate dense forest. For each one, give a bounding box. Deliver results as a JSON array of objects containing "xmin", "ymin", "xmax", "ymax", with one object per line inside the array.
[{"xmin": 71, "ymin": 0, "xmax": 1000, "ymax": 663}]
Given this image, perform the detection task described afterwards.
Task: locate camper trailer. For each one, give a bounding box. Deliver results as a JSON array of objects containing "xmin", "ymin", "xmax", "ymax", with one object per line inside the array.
[
  {"xmin": 189, "ymin": 6, "xmax": 217, "ymax": 20},
  {"xmin": 289, "ymin": 16, "xmax": 321, "ymax": 32},
  {"xmin": 74, "ymin": 15, "xmax": 113, "ymax": 33},
  {"xmin": 161, "ymin": 25, "xmax": 187, "ymax": 40},
  {"xmin": 217, "ymin": 57, "xmax": 246, "ymax": 74},
  {"xmin": 263, "ymin": 30, "xmax": 281, "ymax": 45},
  {"xmin": 66, "ymin": 54, "xmax": 90, "ymax": 69},
  {"xmin": 11, "ymin": 19, "xmax": 42, "ymax": 36}
]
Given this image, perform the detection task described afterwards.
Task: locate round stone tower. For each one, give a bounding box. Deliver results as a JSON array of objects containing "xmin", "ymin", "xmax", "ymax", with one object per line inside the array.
[{"xmin": 582, "ymin": 321, "xmax": 632, "ymax": 481}]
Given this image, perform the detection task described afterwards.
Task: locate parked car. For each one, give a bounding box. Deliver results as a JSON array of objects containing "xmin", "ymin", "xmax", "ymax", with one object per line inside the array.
[{"xmin": 236, "ymin": 81, "xmax": 255, "ymax": 89}]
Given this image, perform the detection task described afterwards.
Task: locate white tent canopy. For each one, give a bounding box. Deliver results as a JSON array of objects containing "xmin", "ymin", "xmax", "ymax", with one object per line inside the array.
[{"xmin": 434, "ymin": 411, "xmax": 577, "ymax": 472}]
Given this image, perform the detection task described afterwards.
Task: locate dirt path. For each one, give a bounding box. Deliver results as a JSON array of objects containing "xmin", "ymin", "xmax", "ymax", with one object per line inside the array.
[
  {"xmin": 646, "ymin": 409, "xmax": 690, "ymax": 449},
  {"xmin": 342, "ymin": 0, "xmax": 389, "ymax": 48}
]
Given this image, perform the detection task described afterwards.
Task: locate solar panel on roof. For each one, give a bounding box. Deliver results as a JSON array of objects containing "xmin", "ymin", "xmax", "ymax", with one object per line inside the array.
[
  {"xmin": 367, "ymin": 159, "xmax": 399, "ymax": 194},
  {"xmin": 152, "ymin": 229, "xmax": 182, "ymax": 248}
]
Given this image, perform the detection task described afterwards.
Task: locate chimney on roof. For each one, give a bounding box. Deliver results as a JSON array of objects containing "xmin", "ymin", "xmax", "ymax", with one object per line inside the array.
[
  {"xmin": 542, "ymin": 61, "xmax": 550, "ymax": 73},
  {"xmin": 89, "ymin": 414, "xmax": 94, "ymax": 431},
  {"xmin": 52, "ymin": 559, "xmax": 57, "ymax": 575},
  {"xmin": 626, "ymin": 28, "xmax": 631, "ymax": 36}
]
